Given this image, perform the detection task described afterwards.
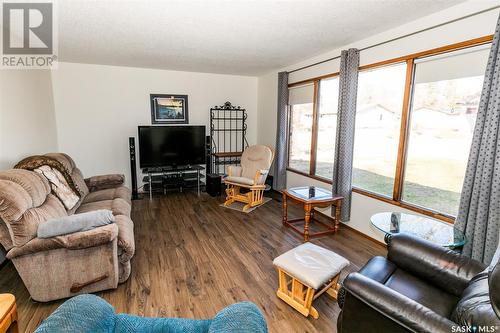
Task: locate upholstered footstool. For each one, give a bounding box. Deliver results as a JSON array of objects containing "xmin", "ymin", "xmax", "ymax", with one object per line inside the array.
[{"xmin": 273, "ymin": 243, "xmax": 349, "ymax": 319}]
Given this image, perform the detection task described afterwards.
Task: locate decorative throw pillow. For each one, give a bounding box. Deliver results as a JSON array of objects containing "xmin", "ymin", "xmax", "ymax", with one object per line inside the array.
[{"xmin": 35, "ymin": 166, "xmax": 79, "ymax": 210}]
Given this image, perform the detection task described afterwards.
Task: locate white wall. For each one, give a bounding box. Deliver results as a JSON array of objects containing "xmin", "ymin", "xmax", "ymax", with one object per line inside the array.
[
  {"xmin": 0, "ymin": 69, "xmax": 58, "ymax": 264},
  {"xmin": 0, "ymin": 70, "xmax": 58, "ymax": 170},
  {"xmin": 257, "ymin": 1, "xmax": 500, "ymax": 241},
  {"xmin": 51, "ymin": 62, "xmax": 258, "ymax": 187},
  {"xmin": 257, "ymin": 72, "xmax": 278, "ymax": 149}
]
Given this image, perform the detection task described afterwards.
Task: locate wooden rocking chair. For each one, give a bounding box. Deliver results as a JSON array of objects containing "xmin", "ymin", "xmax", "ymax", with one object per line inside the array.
[{"xmin": 223, "ymin": 145, "xmax": 274, "ymax": 212}]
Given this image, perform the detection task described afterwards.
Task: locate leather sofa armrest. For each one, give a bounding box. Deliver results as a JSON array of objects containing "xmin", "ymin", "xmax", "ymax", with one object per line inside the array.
[
  {"xmin": 343, "ymin": 272, "xmax": 456, "ymax": 333},
  {"xmin": 85, "ymin": 174, "xmax": 125, "ymax": 192},
  {"xmin": 7, "ymin": 224, "xmax": 118, "ymax": 259},
  {"xmin": 387, "ymin": 233, "xmax": 486, "ymax": 296}
]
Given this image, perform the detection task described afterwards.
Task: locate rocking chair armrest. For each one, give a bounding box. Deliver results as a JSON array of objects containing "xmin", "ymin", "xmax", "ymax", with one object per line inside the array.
[
  {"xmin": 250, "ymin": 183, "xmax": 266, "ymax": 188},
  {"xmin": 227, "ymin": 165, "xmax": 243, "ymax": 177},
  {"xmin": 253, "ymin": 169, "xmax": 269, "ymax": 185}
]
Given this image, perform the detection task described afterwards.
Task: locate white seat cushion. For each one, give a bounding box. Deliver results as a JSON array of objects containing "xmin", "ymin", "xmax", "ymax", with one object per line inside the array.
[
  {"xmin": 224, "ymin": 176, "xmax": 254, "ymax": 186},
  {"xmin": 273, "ymin": 242, "xmax": 350, "ymax": 289}
]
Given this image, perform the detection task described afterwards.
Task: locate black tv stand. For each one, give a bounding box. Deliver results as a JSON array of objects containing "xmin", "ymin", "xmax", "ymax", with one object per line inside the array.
[{"xmin": 142, "ymin": 165, "xmax": 205, "ymax": 200}]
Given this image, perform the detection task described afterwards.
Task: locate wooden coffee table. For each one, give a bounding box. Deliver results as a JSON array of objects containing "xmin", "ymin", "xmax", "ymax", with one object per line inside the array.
[
  {"xmin": 282, "ymin": 186, "xmax": 343, "ymax": 242},
  {"xmin": 0, "ymin": 294, "xmax": 18, "ymax": 333}
]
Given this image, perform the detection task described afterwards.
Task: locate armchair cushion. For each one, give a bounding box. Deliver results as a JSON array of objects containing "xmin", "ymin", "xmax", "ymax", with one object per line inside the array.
[
  {"xmin": 7, "ymin": 223, "xmax": 118, "ymax": 259},
  {"xmin": 343, "ymin": 272, "xmax": 456, "ymax": 333},
  {"xmin": 241, "ymin": 145, "xmax": 273, "ymax": 179},
  {"xmin": 387, "ymin": 233, "xmax": 486, "ymax": 296},
  {"xmin": 0, "ymin": 169, "xmax": 69, "ymax": 247},
  {"xmin": 224, "ymin": 176, "xmax": 254, "ymax": 186},
  {"xmin": 357, "ymin": 256, "xmax": 459, "ymax": 318},
  {"xmin": 240, "ymin": 146, "xmax": 273, "ymax": 180},
  {"xmin": 0, "ymin": 170, "xmax": 52, "ymax": 220},
  {"xmin": 227, "ymin": 165, "xmax": 242, "ymax": 177},
  {"xmin": 452, "ymin": 268, "xmax": 500, "ymax": 328},
  {"xmin": 76, "ymin": 198, "xmax": 131, "ymax": 217},
  {"xmin": 82, "ymin": 186, "xmax": 132, "ymax": 205},
  {"xmin": 85, "ymin": 174, "xmax": 125, "ymax": 192},
  {"xmin": 37, "ymin": 209, "xmax": 114, "ymax": 239},
  {"xmin": 358, "ymin": 256, "xmax": 397, "ymax": 284}
]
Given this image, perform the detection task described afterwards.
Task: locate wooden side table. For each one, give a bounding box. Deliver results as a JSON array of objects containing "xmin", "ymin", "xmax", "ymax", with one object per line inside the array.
[
  {"xmin": 0, "ymin": 294, "xmax": 18, "ymax": 333},
  {"xmin": 282, "ymin": 186, "xmax": 343, "ymax": 242}
]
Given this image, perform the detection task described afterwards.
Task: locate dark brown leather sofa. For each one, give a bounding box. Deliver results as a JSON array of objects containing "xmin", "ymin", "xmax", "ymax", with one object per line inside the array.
[{"xmin": 337, "ymin": 233, "xmax": 500, "ymax": 333}]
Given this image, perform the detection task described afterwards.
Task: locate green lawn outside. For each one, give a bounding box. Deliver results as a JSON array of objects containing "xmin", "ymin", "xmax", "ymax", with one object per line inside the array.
[{"xmin": 290, "ymin": 159, "xmax": 461, "ymax": 217}]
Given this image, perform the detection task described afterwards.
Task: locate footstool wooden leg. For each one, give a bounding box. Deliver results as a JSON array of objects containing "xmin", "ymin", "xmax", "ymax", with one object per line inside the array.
[
  {"xmin": 325, "ymin": 274, "xmax": 341, "ymax": 299},
  {"xmin": 10, "ymin": 310, "xmax": 19, "ymax": 333},
  {"xmin": 276, "ymin": 269, "xmax": 319, "ymax": 319},
  {"xmin": 304, "ymin": 288, "xmax": 319, "ymax": 319}
]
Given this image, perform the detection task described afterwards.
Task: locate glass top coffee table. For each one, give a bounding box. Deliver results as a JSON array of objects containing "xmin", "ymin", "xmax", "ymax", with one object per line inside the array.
[
  {"xmin": 282, "ymin": 186, "xmax": 343, "ymax": 242},
  {"xmin": 370, "ymin": 212, "xmax": 466, "ymax": 248}
]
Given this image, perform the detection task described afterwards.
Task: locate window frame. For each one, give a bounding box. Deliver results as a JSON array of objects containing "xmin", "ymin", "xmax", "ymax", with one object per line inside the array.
[{"xmin": 286, "ymin": 35, "xmax": 494, "ymax": 224}]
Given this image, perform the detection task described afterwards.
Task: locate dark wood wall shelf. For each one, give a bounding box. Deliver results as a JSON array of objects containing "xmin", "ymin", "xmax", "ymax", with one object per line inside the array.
[{"xmin": 210, "ymin": 102, "xmax": 248, "ymax": 175}]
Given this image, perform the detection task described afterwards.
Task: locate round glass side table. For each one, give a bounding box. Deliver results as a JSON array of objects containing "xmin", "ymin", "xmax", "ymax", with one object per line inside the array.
[{"xmin": 370, "ymin": 212, "xmax": 466, "ymax": 248}]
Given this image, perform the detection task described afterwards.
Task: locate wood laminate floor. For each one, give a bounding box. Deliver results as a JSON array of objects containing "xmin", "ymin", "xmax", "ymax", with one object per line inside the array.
[{"xmin": 0, "ymin": 191, "xmax": 386, "ymax": 333}]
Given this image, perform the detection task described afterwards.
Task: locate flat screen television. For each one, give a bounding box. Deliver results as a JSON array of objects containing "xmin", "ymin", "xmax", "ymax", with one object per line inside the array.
[{"xmin": 138, "ymin": 126, "xmax": 206, "ymax": 168}]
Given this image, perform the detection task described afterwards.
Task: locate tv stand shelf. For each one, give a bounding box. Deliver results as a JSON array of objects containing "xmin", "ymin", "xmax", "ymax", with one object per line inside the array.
[{"xmin": 142, "ymin": 165, "xmax": 205, "ymax": 200}]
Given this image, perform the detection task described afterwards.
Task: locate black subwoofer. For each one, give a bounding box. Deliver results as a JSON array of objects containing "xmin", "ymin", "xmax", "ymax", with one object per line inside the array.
[{"xmin": 206, "ymin": 173, "xmax": 222, "ymax": 197}]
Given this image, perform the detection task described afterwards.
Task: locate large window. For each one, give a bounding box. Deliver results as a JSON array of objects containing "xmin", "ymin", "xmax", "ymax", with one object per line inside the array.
[
  {"xmin": 286, "ymin": 37, "xmax": 492, "ymax": 221},
  {"xmin": 315, "ymin": 77, "xmax": 339, "ymax": 179},
  {"xmin": 353, "ymin": 63, "xmax": 407, "ymax": 197},
  {"xmin": 288, "ymin": 83, "xmax": 314, "ymax": 173},
  {"xmin": 402, "ymin": 45, "xmax": 490, "ymax": 216}
]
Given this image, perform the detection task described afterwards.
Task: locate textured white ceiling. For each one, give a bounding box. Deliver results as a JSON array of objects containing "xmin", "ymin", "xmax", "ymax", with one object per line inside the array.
[{"xmin": 58, "ymin": 0, "xmax": 467, "ymax": 75}]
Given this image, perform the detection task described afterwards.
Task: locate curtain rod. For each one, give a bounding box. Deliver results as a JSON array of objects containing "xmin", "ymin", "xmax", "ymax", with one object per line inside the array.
[{"xmin": 287, "ymin": 5, "xmax": 500, "ymax": 74}]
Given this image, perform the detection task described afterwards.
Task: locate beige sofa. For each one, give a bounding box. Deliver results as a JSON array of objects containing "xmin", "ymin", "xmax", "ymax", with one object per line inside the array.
[{"xmin": 0, "ymin": 153, "xmax": 135, "ymax": 302}]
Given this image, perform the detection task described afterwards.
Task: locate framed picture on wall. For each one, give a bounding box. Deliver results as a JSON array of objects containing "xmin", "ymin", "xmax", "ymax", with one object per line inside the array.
[{"xmin": 150, "ymin": 94, "xmax": 189, "ymax": 124}]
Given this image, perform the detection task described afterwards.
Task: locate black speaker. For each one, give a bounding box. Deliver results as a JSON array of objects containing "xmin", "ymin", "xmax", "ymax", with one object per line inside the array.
[
  {"xmin": 206, "ymin": 173, "xmax": 222, "ymax": 197},
  {"xmin": 206, "ymin": 135, "xmax": 211, "ymax": 174},
  {"xmin": 129, "ymin": 137, "xmax": 139, "ymax": 200}
]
